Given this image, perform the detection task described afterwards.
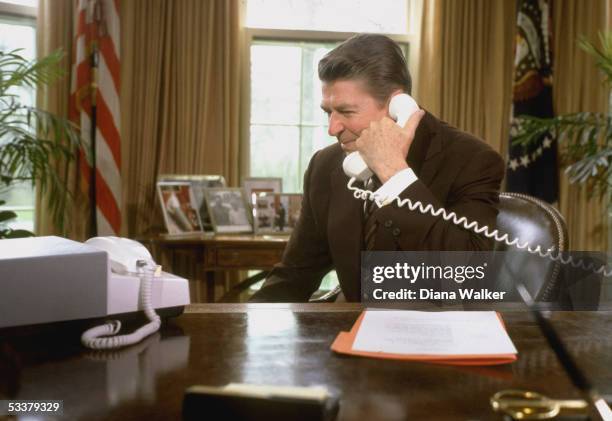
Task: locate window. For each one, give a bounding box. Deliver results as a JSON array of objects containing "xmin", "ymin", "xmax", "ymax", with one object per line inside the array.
[
  {"xmin": 250, "ymin": 40, "xmax": 337, "ymax": 192},
  {"xmin": 0, "ymin": 0, "xmax": 37, "ymax": 232}
]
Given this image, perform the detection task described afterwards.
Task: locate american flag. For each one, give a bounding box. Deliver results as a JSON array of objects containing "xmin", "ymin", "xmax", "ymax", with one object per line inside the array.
[{"xmin": 70, "ymin": 0, "xmax": 121, "ymax": 236}]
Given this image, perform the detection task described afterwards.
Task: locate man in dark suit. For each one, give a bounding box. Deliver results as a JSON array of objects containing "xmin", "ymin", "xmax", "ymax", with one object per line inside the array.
[{"xmin": 251, "ymin": 34, "xmax": 505, "ymax": 302}]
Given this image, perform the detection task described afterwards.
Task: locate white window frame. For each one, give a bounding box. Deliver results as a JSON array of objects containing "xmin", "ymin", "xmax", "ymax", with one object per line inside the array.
[
  {"xmin": 241, "ymin": 0, "xmax": 423, "ymax": 177},
  {"xmin": 0, "ymin": 1, "xmax": 36, "ymax": 19}
]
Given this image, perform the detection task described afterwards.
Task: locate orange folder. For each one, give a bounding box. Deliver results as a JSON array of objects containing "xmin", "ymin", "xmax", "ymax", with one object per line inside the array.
[{"xmin": 331, "ymin": 311, "xmax": 517, "ymax": 366}]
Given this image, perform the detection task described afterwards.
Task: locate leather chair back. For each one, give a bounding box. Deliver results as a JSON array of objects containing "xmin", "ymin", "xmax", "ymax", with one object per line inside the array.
[{"xmin": 493, "ymin": 192, "xmax": 568, "ymax": 301}]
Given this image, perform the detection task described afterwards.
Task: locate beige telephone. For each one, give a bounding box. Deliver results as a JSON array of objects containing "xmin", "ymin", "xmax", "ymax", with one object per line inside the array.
[{"xmin": 82, "ymin": 236, "xmax": 162, "ymax": 350}]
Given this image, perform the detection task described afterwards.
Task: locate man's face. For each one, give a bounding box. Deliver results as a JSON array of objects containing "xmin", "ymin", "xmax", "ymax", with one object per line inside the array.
[{"xmin": 320, "ymin": 79, "xmax": 388, "ymax": 153}]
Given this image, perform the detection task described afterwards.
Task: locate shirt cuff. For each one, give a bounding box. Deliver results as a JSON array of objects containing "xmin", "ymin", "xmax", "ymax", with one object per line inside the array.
[{"xmin": 374, "ymin": 168, "xmax": 418, "ymax": 207}]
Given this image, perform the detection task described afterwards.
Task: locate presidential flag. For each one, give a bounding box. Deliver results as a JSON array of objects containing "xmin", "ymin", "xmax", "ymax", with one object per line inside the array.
[{"xmin": 506, "ymin": 0, "xmax": 559, "ymax": 203}]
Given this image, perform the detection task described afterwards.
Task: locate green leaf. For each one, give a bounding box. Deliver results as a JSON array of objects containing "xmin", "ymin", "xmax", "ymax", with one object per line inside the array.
[
  {"xmin": 0, "ymin": 209, "xmax": 18, "ymax": 223},
  {"xmin": 4, "ymin": 229, "xmax": 34, "ymax": 238}
]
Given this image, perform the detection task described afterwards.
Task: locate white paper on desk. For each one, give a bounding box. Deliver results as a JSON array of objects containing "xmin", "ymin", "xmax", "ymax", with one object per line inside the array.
[{"xmin": 352, "ymin": 310, "xmax": 517, "ymax": 356}]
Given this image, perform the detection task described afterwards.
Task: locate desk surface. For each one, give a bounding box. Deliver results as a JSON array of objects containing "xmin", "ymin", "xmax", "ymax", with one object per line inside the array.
[{"xmin": 2, "ymin": 304, "xmax": 611, "ymax": 420}]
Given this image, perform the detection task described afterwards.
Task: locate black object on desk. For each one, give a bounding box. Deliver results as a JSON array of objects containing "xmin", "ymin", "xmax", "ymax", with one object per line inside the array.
[{"xmin": 183, "ymin": 384, "xmax": 339, "ymax": 421}]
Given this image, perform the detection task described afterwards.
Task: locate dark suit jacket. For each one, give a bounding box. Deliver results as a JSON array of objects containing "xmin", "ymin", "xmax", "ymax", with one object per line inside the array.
[{"xmin": 251, "ymin": 112, "xmax": 505, "ymax": 302}]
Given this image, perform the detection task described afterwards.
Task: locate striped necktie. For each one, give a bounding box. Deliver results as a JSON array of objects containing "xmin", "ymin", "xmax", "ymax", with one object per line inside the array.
[{"xmin": 363, "ymin": 176, "xmax": 381, "ymax": 250}]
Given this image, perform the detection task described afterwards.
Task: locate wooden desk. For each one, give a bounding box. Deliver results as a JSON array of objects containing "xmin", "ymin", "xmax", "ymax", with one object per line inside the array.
[
  {"xmin": 148, "ymin": 234, "xmax": 289, "ymax": 302},
  {"xmin": 2, "ymin": 304, "xmax": 611, "ymax": 420}
]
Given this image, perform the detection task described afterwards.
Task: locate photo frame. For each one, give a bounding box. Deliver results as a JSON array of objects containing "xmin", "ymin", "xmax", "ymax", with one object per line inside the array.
[
  {"xmin": 253, "ymin": 193, "xmax": 303, "ymax": 235},
  {"xmin": 157, "ymin": 174, "xmax": 226, "ymax": 232},
  {"xmin": 242, "ymin": 177, "xmax": 283, "ymax": 209},
  {"xmin": 204, "ymin": 188, "xmax": 253, "ymax": 234},
  {"xmin": 156, "ymin": 181, "xmax": 203, "ymax": 235}
]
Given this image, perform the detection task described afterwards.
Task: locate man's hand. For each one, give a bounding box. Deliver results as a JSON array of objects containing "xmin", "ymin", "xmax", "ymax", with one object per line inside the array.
[{"xmin": 355, "ymin": 109, "xmax": 425, "ymax": 183}]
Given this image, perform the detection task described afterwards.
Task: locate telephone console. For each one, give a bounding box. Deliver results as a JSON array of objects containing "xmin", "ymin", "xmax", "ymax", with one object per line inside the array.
[
  {"xmin": 344, "ymin": 94, "xmax": 612, "ymax": 278},
  {"xmin": 0, "ymin": 236, "xmax": 190, "ymax": 349}
]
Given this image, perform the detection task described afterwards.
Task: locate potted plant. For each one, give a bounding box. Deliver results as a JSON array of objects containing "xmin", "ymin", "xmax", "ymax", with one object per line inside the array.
[
  {"xmin": 0, "ymin": 48, "xmax": 82, "ymax": 238},
  {"xmin": 513, "ymin": 32, "xmax": 612, "ymax": 202}
]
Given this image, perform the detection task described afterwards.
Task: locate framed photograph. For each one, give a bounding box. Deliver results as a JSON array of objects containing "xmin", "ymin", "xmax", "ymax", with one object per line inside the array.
[
  {"xmin": 205, "ymin": 188, "xmax": 253, "ymax": 234},
  {"xmin": 156, "ymin": 181, "xmax": 203, "ymax": 235},
  {"xmin": 242, "ymin": 177, "xmax": 283, "ymax": 209},
  {"xmin": 254, "ymin": 193, "xmax": 303, "ymax": 235},
  {"xmin": 157, "ymin": 174, "xmax": 226, "ymax": 232}
]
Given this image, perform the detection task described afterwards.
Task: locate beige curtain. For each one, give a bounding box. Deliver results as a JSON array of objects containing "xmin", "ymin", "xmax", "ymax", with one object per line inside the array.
[
  {"xmin": 553, "ymin": 0, "xmax": 610, "ymax": 251},
  {"xmin": 36, "ymin": 0, "xmax": 91, "ymax": 240},
  {"xmin": 416, "ymin": 0, "xmax": 516, "ymax": 154},
  {"xmin": 122, "ymin": 0, "xmax": 244, "ymax": 237},
  {"xmin": 36, "ymin": 0, "xmax": 244, "ymax": 239}
]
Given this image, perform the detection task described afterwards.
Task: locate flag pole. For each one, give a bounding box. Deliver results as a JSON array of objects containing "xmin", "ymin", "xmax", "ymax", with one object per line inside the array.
[
  {"xmin": 89, "ymin": 44, "xmax": 98, "ymax": 236},
  {"xmin": 89, "ymin": 0, "xmax": 100, "ymax": 237}
]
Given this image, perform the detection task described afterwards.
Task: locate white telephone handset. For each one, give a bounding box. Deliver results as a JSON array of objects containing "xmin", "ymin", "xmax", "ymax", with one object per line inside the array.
[
  {"xmin": 342, "ymin": 93, "xmax": 420, "ymax": 181},
  {"xmin": 343, "ymin": 95, "xmax": 612, "ymax": 278},
  {"xmin": 81, "ymin": 236, "xmax": 162, "ymax": 350},
  {"xmin": 85, "ymin": 236, "xmax": 155, "ymax": 274}
]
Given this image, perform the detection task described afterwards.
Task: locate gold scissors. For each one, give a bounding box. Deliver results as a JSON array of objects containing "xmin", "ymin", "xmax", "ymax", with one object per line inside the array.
[{"xmin": 490, "ymin": 390, "xmax": 588, "ymax": 419}]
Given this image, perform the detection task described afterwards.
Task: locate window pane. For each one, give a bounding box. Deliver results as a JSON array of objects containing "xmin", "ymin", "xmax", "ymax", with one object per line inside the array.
[
  {"xmin": 0, "ymin": 182, "xmax": 35, "ymax": 227},
  {"xmin": 0, "ymin": 21, "xmax": 36, "ymax": 106},
  {"xmin": 247, "ymin": 0, "xmax": 409, "ymax": 34},
  {"xmin": 0, "ymin": 16, "xmax": 36, "ymax": 231},
  {"xmin": 0, "ymin": 20, "xmax": 35, "ymax": 54},
  {"xmin": 249, "ymin": 40, "xmax": 337, "ymax": 193},
  {"xmin": 250, "ymin": 44, "xmax": 301, "ymax": 125},
  {"xmin": 299, "ymin": 125, "xmax": 335, "ymax": 179},
  {"xmin": 301, "ymin": 45, "xmax": 332, "ymax": 126},
  {"xmin": 250, "ymin": 125, "xmax": 301, "ymax": 192},
  {"xmin": 0, "ymin": 0, "xmax": 37, "ymax": 7}
]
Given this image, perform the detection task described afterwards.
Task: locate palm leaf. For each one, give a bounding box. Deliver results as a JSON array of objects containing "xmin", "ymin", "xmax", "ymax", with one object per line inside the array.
[
  {"xmin": 0, "ymin": 48, "xmax": 84, "ymax": 233},
  {"xmin": 0, "ymin": 49, "xmax": 64, "ymax": 94}
]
